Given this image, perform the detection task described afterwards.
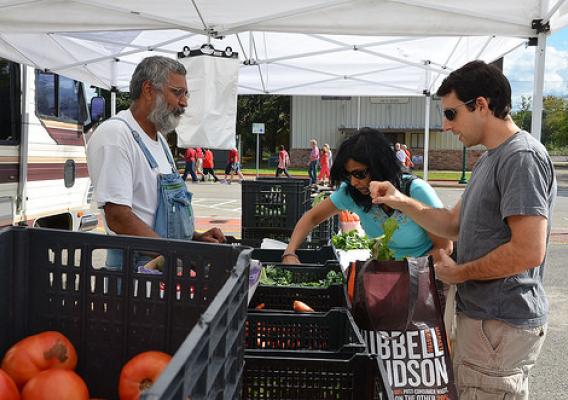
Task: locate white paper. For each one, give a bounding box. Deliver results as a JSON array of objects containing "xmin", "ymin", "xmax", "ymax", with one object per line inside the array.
[{"xmin": 177, "ymin": 55, "xmax": 239, "ymax": 149}]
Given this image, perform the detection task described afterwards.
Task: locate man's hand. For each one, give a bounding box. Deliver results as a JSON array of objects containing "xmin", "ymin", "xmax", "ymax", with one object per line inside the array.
[
  {"xmin": 194, "ymin": 228, "xmax": 226, "ymax": 243},
  {"xmin": 369, "ymin": 181, "xmax": 406, "ymax": 209},
  {"xmin": 434, "ymin": 249, "xmax": 465, "ymax": 284}
]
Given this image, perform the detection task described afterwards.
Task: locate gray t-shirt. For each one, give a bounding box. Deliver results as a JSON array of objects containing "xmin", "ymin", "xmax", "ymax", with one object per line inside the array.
[{"xmin": 457, "ymin": 131, "xmax": 557, "ymax": 327}]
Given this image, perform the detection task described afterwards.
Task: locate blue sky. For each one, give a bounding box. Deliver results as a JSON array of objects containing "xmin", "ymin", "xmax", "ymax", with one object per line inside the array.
[{"xmin": 505, "ymin": 27, "xmax": 568, "ymax": 109}]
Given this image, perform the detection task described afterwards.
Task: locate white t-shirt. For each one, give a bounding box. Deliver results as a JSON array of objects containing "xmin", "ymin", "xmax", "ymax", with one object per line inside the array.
[
  {"xmin": 396, "ymin": 149, "xmax": 407, "ymax": 164},
  {"xmin": 87, "ymin": 109, "xmax": 175, "ymax": 232}
]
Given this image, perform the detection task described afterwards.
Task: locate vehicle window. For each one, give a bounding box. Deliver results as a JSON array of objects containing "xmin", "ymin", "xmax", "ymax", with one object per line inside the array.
[
  {"xmin": 36, "ymin": 71, "xmax": 56, "ymax": 117},
  {"xmin": 36, "ymin": 70, "xmax": 86, "ymax": 124},
  {"xmin": 0, "ymin": 58, "xmax": 20, "ymax": 143},
  {"xmin": 58, "ymin": 76, "xmax": 81, "ymax": 122}
]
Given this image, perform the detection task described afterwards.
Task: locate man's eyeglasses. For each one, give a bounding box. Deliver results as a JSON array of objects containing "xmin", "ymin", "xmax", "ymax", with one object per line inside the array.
[
  {"xmin": 443, "ymin": 98, "xmax": 475, "ymax": 121},
  {"xmin": 345, "ymin": 168, "xmax": 369, "ymax": 180},
  {"xmin": 155, "ymin": 84, "xmax": 189, "ymax": 99},
  {"xmin": 167, "ymin": 85, "xmax": 189, "ymax": 99}
]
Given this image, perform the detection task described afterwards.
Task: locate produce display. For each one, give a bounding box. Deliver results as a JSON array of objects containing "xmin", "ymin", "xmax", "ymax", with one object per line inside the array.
[
  {"xmin": 331, "ymin": 229, "xmax": 371, "ymax": 250},
  {"xmin": 1, "ymin": 331, "xmax": 77, "ymax": 389},
  {"xmin": 118, "ymin": 351, "xmax": 172, "ymax": 400},
  {"xmin": 332, "ymin": 218, "xmax": 401, "ymax": 261},
  {"xmin": 0, "ymin": 331, "xmax": 171, "ymax": 400},
  {"xmin": 0, "ymin": 369, "xmax": 19, "ymax": 400},
  {"xmin": 259, "ymin": 265, "xmax": 344, "ymax": 287},
  {"xmin": 293, "ymin": 300, "xmax": 315, "ymax": 312},
  {"xmin": 21, "ymin": 369, "xmax": 89, "ymax": 400}
]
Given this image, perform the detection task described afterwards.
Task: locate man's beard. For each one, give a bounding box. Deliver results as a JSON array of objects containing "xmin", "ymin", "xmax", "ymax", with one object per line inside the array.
[{"xmin": 148, "ymin": 94, "xmax": 185, "ymax": 134}]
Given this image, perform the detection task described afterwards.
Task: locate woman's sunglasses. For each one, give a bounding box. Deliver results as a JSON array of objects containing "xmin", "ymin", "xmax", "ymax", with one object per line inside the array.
[
  {"xmin": 345, "ymin": 168, "xmax": 369, "ymax": 180},
  {"xmin": 443, "ymin": 98, "xmax": 475, "ymax": 121}
]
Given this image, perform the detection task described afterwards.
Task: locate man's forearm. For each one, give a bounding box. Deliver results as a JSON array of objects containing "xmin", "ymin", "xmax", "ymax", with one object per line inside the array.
[
  {"xmin": 398, "ymin": 197, "xmax": 459, "ymax": 240},
  {"xmin": 455, "ymin": 240, "xmax": 542, "ymax": 283},
  {"xmin": 105, "ymin": 205, "xmax": 159, "ymax": 238}
]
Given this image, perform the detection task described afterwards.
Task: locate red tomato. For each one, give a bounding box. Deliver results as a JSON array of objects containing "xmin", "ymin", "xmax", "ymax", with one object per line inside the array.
[
  {"xmin": 21, "ymin": 369, "xmax": 89, "ymax": 400},
  {"xmin": 0, "ymin": 369, "xmax": 20, "ymax": 400},
  {"xmin": 119, "ymin": 351, "xmax": 171, "ymax": 400},
  {"xmin": 1, "ymin": 331, "xmax": 77, "ymax": 389}
]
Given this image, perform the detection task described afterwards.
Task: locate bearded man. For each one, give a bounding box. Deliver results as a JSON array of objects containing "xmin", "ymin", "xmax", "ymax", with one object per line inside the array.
[{"xmin": 87, "ymin": 56, "xmax": 224, "ymax": 269}]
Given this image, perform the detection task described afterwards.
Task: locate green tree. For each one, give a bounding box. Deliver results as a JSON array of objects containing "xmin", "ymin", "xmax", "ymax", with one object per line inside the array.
[
  {"xmin": 236, "ymin": 95, "xmax": 290, "ymax": 165},
  {"xmin": 511, "ymin": 95, "xmax": 568, "ymax": 148},
  {"xmin": 543, "ymin": 96, "xmax": 568, "ymax": 147},
  {"xmin": 512, "ymin": 95, "xmax": 532, "ymax": 132}
]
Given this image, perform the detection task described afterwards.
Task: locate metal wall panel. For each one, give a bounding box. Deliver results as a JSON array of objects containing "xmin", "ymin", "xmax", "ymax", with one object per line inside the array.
[{"xmin": 291, "ymin": 96, "xmax": 471, "ymax": 150}]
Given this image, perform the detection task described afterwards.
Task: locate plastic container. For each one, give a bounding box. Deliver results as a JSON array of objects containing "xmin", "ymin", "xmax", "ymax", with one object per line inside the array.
[
  {"xmin": 245, "ymin": 308, "xmax": 365, "ymax": 355},
  {"xmin": 251, "ymin": 245, "xmax": 338, "ymax": 265},
  {"xmin": 0, "ymin": 227, "xmax": 251, "ymax": 400},
  {"xmin": 257, "ymin": 263, "xmax": 343, "ymax": 287},
  {"xmin": 249, "ymin": 284, "xmax": 347, "ymax": 312},
  {"xmin": 242, "ymin": 353, "xmax": 392, "ymax": 400},
  {"xmin": 242, "ymin": 179, "xmax": 310, "ymax": 230}
]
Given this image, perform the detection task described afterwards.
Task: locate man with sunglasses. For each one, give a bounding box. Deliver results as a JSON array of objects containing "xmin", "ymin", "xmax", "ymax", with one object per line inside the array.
[
  {"xmin": 370, "ymin": 60, "xmax": 556, "ymax": 400},
  {"xmin": 88, "ymin": 56, "xmax": 225, "ymax": 270}
]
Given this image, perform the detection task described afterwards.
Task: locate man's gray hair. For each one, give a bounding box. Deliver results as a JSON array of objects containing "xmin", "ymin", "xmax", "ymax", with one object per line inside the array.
[{"xmin": 130, "ymin": 56, "xmax": 186, "ymax": 100}]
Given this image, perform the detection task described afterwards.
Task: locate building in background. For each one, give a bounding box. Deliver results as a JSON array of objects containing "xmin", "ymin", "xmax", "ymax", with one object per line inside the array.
[{"xmin": 289, "ymin": 96, "xmax": 484, "ymax": 170}]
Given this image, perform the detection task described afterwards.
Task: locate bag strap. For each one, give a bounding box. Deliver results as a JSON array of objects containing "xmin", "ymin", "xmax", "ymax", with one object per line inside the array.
[{"xmin": 400, "ymin": 173, "xmax": 418, "ymax": 196}]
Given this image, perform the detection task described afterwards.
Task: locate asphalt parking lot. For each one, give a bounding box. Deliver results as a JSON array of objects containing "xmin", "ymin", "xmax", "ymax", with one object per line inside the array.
[{"xmin": 187, "ymin": 169, "xmax": 568, "ymax": 399}]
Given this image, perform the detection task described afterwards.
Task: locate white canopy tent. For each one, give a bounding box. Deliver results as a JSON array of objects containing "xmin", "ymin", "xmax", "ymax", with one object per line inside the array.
[{"xmin": 1, "ymin": 0, "xmax": 567, "ymax": 175}]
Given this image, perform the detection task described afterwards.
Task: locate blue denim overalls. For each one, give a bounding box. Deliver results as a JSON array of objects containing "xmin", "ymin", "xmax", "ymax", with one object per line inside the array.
[{"xmin": 105, "ymin": 117, "xmax": 194, "ymax": 269}]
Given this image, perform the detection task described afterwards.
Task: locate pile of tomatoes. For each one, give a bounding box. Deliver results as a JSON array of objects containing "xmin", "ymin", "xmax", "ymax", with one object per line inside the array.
[{"xmin": 0, "ymin": 331, "xmax": 171, "ymax": 400}]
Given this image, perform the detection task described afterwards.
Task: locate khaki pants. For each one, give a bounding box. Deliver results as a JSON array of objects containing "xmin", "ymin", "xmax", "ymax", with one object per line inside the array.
[{"xmin": 453, "ymin": 314, "xmax": 546, "ymax": 400}]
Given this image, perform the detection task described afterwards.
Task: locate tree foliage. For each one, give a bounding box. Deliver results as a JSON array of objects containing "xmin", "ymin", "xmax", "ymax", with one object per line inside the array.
[
  {"xmin": 512, "ymin": 95, "xmax": 568, "ymax": 148},
  {"xmin": 236, "ymin": 95, "xmax": 290, "ymax": 158}
]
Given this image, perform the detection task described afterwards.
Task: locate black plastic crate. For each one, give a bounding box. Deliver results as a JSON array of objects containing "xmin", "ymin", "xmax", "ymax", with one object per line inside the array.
[
  {"xmin": 245, "ymin": 309, "xmax": 365, "ymax": 355},
  {"xmin": 251, "ymin": 246, "xmax": 338, "ymax": 264},
  {"xmin": 249, "ymin": 284, "xmax": 347, "ymax": 312},
  {"xmin": 0, "ymin": 227, "xmax": 251, "ymax": 400},
  {"xmin": 257, "ymin": 263, "xmax": 343, "ymax": 287},
  {"xmin": 241, "ymin": 227, "xmax": 294, "ymax": 248},
  {"xmin": 242, "ymin": 353, "xmax": 392, "ymax": 400},
  {"xmin": 242, "ymin": 179, "xmax": 310, "ymax": 230},
  {"xmin": 257, "ymin": 177, "xmax": 311, "ymax": 186},
  {"xmin": 308, "ymin": 215, "xmax": 339, "ymax": 247}
]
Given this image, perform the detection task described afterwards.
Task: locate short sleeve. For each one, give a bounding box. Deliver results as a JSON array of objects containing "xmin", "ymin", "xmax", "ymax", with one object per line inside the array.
[
  {"xmin": 329, "ymin": 183, "xmax": 353, "ymax": 211},
  {"xmin": 88, "ymin": 143, "xmax": 134, "ymax": 209},
  {"xmin": 409, "ymin": 179, "xmax": 444, "ymax": 208},
  {"xmin": 498, "ymin": 151, "xmax": 552, "ymax": 219}
]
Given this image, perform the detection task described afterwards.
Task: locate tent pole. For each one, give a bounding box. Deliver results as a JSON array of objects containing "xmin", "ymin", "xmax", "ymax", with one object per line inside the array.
[
  {"xmin": 110, "ymin": 59, "xmax": 118, "ymax": 116},
  {"xmin": 531, "ymin": 32, "xmax": 546, "ymax": 142},
  {"xmin": 357, "ymin": 97, "xmax": 361, "ymax": 129},
  {"xmin": 423, "ymin": 61, "xmax": 431, "ymax": 182}
]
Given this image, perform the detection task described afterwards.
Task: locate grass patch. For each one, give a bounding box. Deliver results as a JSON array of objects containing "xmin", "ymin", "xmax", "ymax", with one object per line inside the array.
[{"xmin": 236, "ymin": 168, "xmax": 471, "ymax": 181}]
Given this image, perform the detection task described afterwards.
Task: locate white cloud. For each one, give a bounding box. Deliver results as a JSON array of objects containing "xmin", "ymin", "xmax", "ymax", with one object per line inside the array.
[{"xmin": 505, "ymin": 43, "xmax": 568, "ymax": 109}]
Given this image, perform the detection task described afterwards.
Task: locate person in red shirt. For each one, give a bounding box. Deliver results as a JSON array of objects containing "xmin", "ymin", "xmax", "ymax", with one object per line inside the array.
[
  {"xmin": 275, "ymin": 145, "xmax": 291, "ymax": 177},
  {"xmin": 402, "ymin": 144, "xmax": 414, "ymax": 170},
  {"xmin": 195, "ymin": 147, "xmax": 205, "ymax": 181},
  {"xmin": 222, "ymin": 148, "xmax": 245, "ymax": 184},
  {"xmin": 202, "ymin": 148, "xmax": 219, "ymax": 182},
  {"xmin": 317, "ymin": 144, "xmax": 331, "ymax": 184},
  {"xmin": 181, "ymin": 147, "xmax": 198, "ymax": 182}
]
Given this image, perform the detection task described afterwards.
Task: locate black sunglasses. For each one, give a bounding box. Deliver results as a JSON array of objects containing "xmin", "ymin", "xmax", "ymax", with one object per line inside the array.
[
  {"xmin": 345, "ymin": 168, "xmax": 369, "ymax": 180},
  {"xmin": 443, "ymin": 98, "xmax": 475, "ymax": 121}
]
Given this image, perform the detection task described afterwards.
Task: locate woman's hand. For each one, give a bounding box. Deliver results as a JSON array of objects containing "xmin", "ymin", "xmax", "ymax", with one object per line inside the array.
[{"xmin": 281, "ymin": 253, "xmax": 301, "ymax": 264}]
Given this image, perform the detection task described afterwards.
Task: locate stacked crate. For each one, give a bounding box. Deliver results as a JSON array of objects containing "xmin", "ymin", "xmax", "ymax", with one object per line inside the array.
[
  {"xmin": 0, "ymin": 227, "xmax": 251, "ymax": 400},
  {"xmin": 241, "ymin": 178, "xmax": 338, "ymax": 248},
  {"xmin": 244, "ymin": 246, "xmax": 392, "ymax": 400}
]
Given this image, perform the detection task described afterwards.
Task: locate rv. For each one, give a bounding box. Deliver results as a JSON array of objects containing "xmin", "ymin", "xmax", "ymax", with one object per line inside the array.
[{"xmin": 0, "ymin": 58, "xmax": 99, "ymax": 231}]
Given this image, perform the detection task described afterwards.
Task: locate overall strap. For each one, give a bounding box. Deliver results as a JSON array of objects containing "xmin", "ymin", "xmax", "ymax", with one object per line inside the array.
[
  {"xmin": 157, "ymin": 135, "xmax": 178, "ymax": 174},
  {"xmin": 110, "ymin": 117, "xmax": 159, "ymax": 170}
]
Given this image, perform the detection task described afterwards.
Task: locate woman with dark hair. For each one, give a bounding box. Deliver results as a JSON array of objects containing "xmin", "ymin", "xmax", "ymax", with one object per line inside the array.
[{"xmin": 282, "ymin": 127, "xmax": 452, "ymax": 264}]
